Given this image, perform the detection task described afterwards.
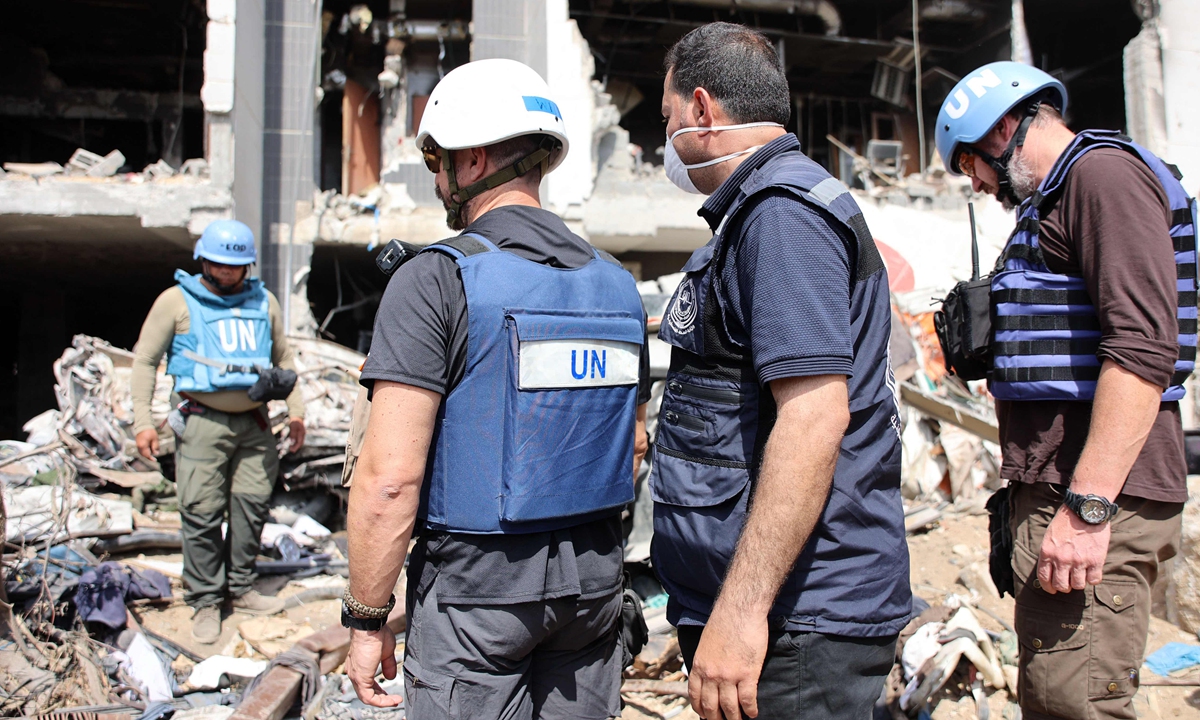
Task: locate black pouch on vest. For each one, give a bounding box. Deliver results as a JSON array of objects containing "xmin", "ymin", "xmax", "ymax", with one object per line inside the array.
[
  {"xmin": 934, "ymin": 202, "xmax": 993, "ymax": 381},
  {"xmin": 934, "ymin": 277, "xmax": 993, "ymax": 381},
  {"xmin": 618, "ymin": 575, "xmax": 649, "ymax": 669},
  {"xmin": 247, "ymin": 367, "xmax": 298, "ymax": 402},
  {"xmin": 985, "ymin": 486, "xmax": 1015, "ymax": 599}
]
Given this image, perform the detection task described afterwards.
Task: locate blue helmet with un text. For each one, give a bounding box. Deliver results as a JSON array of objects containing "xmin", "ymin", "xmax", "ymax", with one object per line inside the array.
[
  {"xmin": 936, "ymin": 61, "xmax": 1067, "ymax": 176},
  {"xmin": 195, "ymin": 220, "xmax": 257, "ymax": 265}
]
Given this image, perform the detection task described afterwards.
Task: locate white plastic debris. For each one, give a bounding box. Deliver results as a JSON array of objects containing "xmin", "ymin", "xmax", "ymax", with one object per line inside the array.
[
  {"xmin": 123, "ymin": 632, "xmax": 174, "ymax": 702},
  {"xmin": 292, "ymin": 514, "xmax": 331, "ymax": 540},
  {"xmin": 187, "ymin": 656, "xmax": 269, "ymax": 690},
  {"xmin": 261, "ymin": 522, "xmax": 315, "ymax": 548}
]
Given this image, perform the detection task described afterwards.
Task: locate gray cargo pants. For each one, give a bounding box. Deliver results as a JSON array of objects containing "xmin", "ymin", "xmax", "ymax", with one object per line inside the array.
[
  {"xmin": 175, "ymin": 406, "xmax": 278, "ymax": 608},
  {"xmin": 403, "ymin": 566, "xmax": 624, "ymax": 720}
]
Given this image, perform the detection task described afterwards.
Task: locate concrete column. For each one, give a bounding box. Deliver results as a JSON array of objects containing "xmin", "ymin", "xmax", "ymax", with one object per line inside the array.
[
  {"xmin": 261, "ymin": 0, "xmax": 321, "ymax": 301},
  {"xmin": 1160, "ymin": 0, "xmax": 1200, "ymax": 192},
  {"xmin": 1123, "ymin": 21, "xmax": 1169, "ymax": 157},
  {"xmin": 379, "ymin": 40, "xmax": 409, "ymax": 175},
  {"xmin": 471, "ymin": 0, "xmax": 547, "ymax": 77},
  {"xmin": 233, "ymin": 0, "xmax": 265, "ymax": 265}
]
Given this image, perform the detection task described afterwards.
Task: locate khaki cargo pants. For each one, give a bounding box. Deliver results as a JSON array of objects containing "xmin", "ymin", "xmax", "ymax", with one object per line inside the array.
[
  {"xmin": 176, "ymin": 406, "xmax": 278, "ymax": 608},
  {"xmin": 1010, "ymin": 481, "xmax": 1182, "ymax": 720}
]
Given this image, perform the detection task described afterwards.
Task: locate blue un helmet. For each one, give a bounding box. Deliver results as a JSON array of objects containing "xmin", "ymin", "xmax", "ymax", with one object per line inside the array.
[
  {"xmin": 194, "ymin": 220, "xmax": 257, "ymax": 265},
  {"xmin": 935, "ymin": 62, "xmax": 1066, "ymax": 202}
]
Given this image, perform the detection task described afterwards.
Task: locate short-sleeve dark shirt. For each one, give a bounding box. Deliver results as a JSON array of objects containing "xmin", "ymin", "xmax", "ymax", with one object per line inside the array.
[
  {"xmin": 360, "ymin": 205, "xmax": 651, "ymax": 603},
  {"xmin": 995, "ymin": 146, "xmax": 1187, "ymax": 503}
]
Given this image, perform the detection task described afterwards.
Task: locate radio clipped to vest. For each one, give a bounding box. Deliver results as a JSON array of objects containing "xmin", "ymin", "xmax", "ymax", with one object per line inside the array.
[{"xmin": 935, "ymin": 203, "xmax": 993, "ymax": 381}]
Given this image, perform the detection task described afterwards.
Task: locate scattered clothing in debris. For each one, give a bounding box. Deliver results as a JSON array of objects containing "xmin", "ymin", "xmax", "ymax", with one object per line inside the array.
[
  {"xmin": 75, "ymin": 561, "xmax": 172, "ymax": 628},
  {"xmin": 1145, "ymin": 642, "xmax": 1200, "ymax": 676}
]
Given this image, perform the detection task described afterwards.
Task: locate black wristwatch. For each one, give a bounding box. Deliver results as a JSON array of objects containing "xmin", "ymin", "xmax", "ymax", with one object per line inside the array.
[
  {"xmin": 341, "ymin": 605, "xmax": 387, "ymax": 631},
  {"xmin": 1063, "ymin": 488, "xmax": 1118, "ymax": 525}
]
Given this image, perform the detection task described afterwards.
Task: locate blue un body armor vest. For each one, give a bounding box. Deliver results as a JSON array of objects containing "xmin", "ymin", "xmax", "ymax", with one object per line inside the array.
[
  {"xmin": 651, "ymin": 150, "xmax": 911, "ymax": 637},
  {"xmin": 991, "ymin": 130, "xmax": 1199, "ymax": 401},
  {"xmin": 166, "ymin": 270, "xmax": 273, "ymax": 393},
  {"xmin": 419, "ymin": 233, "xmax": 644, "ymax": 534}
]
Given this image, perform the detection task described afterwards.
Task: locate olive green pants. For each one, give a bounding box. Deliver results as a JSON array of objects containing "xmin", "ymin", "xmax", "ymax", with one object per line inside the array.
[
  {"xmin": 1010, "ymin": 481, "xmax": 1182, "ymax": 720},
  {"xmin": 175, "ymin": 407, "xmax": 278, "ymax": 609}
]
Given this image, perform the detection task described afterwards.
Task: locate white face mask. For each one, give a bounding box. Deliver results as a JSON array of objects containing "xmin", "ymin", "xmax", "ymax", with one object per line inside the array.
[{"xmin": 663, "ymin": 121, "xmax": 784, "ymax": 194}]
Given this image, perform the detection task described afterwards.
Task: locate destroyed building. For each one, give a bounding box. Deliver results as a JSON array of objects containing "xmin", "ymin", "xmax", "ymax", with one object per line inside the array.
[{"xmin": 3, "ymin": 0, "xmax": 1199, "ymax": 438}]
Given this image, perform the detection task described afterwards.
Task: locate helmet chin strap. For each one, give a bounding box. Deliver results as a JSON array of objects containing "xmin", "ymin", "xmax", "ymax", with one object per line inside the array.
[
  {"xmin": 442, "ymin": 136, "xmax": 559, "ymax": 230},
  {"xmin": 202, "ymin": 264, "xmax": 248, "ymax": 295},
  {"xmin": 974, "ymin": 99, "xmax": 1042, "ymax": 206}
]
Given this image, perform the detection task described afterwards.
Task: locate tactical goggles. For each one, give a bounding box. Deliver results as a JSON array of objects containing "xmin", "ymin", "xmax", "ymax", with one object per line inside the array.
[{"xmin": 421, "ymin": 142, "xmax": 444, "ymax": 174}]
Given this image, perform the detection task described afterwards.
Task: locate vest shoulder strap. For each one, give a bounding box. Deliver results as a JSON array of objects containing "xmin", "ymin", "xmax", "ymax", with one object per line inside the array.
[
  {"xmin": 594, "ymin": 248, "xmax": 621, "ymax": 266},
  {"xmin": 421, "ymin": 233, "xmax": 494, "ymax": 261},
  {"xmin": 1034, "ymin": 131, "xmax": 1188, "ymax": 214},
  {"xmin": 740, "ymin": 152, "xmax": 883, "ymax": 284}
]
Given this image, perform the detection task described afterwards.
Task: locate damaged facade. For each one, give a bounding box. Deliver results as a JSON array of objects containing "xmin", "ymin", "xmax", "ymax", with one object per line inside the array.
[{"xmin": 4, "ymin": 0, "xmax": 1198, "ymax": 430}]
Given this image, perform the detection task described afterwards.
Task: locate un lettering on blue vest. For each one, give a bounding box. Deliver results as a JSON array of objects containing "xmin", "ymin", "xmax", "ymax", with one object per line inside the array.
[
  {"xmin": 519, "ymin": 339, "xmax": 639, "ymax": 389},
  {"xmin": 213, "ymin": 318, "xmax": 260, "ymax": 353}
]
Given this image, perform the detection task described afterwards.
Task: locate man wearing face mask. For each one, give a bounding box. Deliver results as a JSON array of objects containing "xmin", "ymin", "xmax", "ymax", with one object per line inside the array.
[
  {"xmin": 936, "ymin": 62, "xmax": 1195, "ymax": 720},
  {"xmin": 131, "ymin": 219, "xmax": 306, "ymax": 644},
  {"xmin": 343, "ymin": 59, "xmax": 652, "ymax": 718},
  {"xmin": 652, "ymin": 23, "xmax": 910, "ymax": 720}
]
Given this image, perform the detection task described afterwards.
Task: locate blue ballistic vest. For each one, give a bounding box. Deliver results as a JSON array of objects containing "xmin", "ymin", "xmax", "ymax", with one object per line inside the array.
[
  {"xmin": 991, "ymin": 131, "xmax": 1199, "ymax": 401},
  {"xmin": 419, "ymin": 233, "xmax": 645, "ymax": 534},
  {"xmin": 651, "ymin": 150, "xmax": 912, "ymax": 637},
  {"xmin": 166, "ymin": 270, "xmax": 273, "ymax": 393}
]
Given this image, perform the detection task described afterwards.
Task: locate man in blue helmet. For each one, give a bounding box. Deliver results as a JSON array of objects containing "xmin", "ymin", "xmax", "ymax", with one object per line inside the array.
[
  {"xmin": 937, "ymin": 62, "xmax": 1196, "ymax": 719},
  {"xmin": 132, "ymin": 219, "xmax": 307, "ymax": 645}
]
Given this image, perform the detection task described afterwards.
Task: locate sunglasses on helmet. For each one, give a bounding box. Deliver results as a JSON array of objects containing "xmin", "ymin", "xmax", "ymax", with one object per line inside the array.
[
  {"xmin": 957, "ymin": 150, "xmax": 977, "ymax": 179},
  {"xmin": 422, "ymin": 142, "xmax": 443, "ymax": 174}
]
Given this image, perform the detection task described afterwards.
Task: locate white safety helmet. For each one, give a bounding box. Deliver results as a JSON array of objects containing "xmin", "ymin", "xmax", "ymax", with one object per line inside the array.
[{"xmin": 417, "ymin": 58, "xmax": 569, "ymax": 172}]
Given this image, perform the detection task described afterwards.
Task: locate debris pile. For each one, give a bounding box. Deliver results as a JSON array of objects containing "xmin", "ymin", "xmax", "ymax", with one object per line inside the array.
[
  {"xmin": 1, "ymin": 148, "xmax": 209, "ymax": 183},
  {"xmin": 890, "ymin": 305, "xmax": 1003, "ymax": 536},
  {"xmin": 0, "ymin": 334, "xmax": 366, "ymax": 715},
  {"xmin": 881, "ymin": 594, "xmax": 1020, "ymax": 718}
]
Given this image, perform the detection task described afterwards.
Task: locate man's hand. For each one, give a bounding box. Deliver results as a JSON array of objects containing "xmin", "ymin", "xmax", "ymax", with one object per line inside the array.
[
  {"xmin": 346, "ymin": 627, "xmax": 402, "ymax": 707},
  {"xmin": 287, "ymin": 419, "xmax": 306, "ymax": 453},
  {"xmin": 1037, "ymin": 506, "xmax": 1111, "ymax": 593},
  {"xmin": 136, "ymin": 428, "xmax": 160, "ymax": 459},
  {"xmin": 689, "ymin": 608, "xmax": 767, "ymax": 719}
]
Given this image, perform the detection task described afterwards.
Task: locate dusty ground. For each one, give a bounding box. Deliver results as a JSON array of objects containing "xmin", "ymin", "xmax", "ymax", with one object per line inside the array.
[
  {"xmin": 907, "ymin": 509, "xmax": 1200, "ymax": 720},
  {"xmin": 620, "ymin": 509, "xmax": 1200, "ymax": 720},
  {"xmin": 132, "ymin": 509, "xmax": 1200, "ymax": 718}
]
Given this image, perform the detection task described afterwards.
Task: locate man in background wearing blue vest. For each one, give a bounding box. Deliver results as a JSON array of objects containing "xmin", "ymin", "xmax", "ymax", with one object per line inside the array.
[
  {"xmin": 937, "ymin": 62, "xmax": 1195, "ymax": 720},
  {"xmin": 652, "ymin": 23, "xmax": 911, "ymax": 720},
  {"xmin": 132, "ymin": 220, "xmax": 307, "ymax": 644},
  {"xmin": 342, "ymin": 59, "xmax": 650, "ymax": 719}
]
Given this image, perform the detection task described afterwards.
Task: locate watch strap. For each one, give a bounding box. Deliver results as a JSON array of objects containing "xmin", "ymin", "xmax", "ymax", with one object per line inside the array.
[
  {"xmin": 1063, "ymin": 488, "xmax": 1118, "ymax": 523},
  {"xmin": 341, "ymin": 605, "xmax": 387, "ymax": 631}
]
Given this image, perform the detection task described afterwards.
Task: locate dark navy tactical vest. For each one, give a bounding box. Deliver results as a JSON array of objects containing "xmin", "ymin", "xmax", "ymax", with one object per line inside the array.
[
  {"xmin": 167, "ymin": 270, "xmax": 273, "ymax": 393},
  {"xmin": 418, "ymin": 233, "xmax": 644, "ymax": 534},
  {"xmin": 991, "ymin": 131, "xmax": 1199, "ymax": 401},
  {"xmin": 652, "ymin": 151, "xmax": 912, "ymax": 637}
]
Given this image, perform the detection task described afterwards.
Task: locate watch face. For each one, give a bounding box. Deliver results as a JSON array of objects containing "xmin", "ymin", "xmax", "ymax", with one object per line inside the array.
[{"xmin": 1079, "ymin": 498, "xmax": 1108, "ymax": 524}]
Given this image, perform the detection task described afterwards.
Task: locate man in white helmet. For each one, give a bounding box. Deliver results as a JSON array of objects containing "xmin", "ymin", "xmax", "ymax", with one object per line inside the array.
[{"xmin": 342, "ymin": 59, "xmax": 651, "ymax": 719}]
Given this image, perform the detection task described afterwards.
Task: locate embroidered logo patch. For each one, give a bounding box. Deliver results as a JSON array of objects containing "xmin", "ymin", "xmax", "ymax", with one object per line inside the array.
[{"xmin": 666, "ymin": 278, "xmax": 698, "ymax": 335}]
